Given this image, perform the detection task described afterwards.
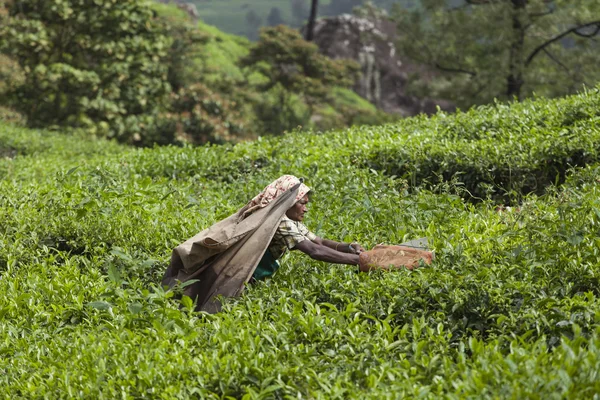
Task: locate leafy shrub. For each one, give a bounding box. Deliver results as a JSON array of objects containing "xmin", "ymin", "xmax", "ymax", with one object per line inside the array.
[
  {"xmin": 362, "ymin": 88, "xmax": 600, "ymax": 204},
  {"xmin": 157, "ymin": 7, "xmax": 211, "ymax": 92},
  {"xmin": 2, "ymin": 86, "xmax": 600, "ymax": 397},
  {"xmin": 0, "ymin": 0, "xmax": 171, "ymax": 144},
  {"xmin": 0, "ymin": 53, "xmax": 26, "ymax": 125},
  {"xmin": 157, "ymin": 83, "xmax": 253, "ymax": 146},
  {"xmin": 0, "ymin": 105, "xmax": 25, "ymax": 126},
  {"xmin": 0, "ymin": 53, "xmax": 24, "ymax": 97},
  {"xmin": 241, "ymin": 25, "xmax": 361, "ymax": 135}
]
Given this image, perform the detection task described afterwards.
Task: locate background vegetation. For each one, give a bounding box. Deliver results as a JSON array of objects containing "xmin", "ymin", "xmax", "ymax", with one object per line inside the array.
[
  {"xmin": 188, "ymin": 0, "xmax": 600, "ymax": 117},
  {"xmin": 1, "ymin": 84, "xmax": 600, "ymax": 397},
  {"xmin": 394, "ymin": 0, "xmax": 600, "ymax": 108},
  {"xmin": 0, "ymin": 0, "xmax": 390, "ymax": 145},
  {"xmin": 190, "ymin": 0, "xmax": 412, "ymax": 39},
  {"xmin": 2, "ymin": 0, "xmax": 598, "ymax": 145}
]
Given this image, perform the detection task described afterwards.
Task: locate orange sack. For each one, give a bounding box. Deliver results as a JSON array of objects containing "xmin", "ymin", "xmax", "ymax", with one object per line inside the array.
[{"xmin": 359, "ymin": 244, "xmax": 433, "ymax": 272}]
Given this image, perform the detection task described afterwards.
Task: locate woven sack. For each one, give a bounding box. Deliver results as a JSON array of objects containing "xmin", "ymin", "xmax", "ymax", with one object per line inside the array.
[{"xmin": 359, "ymin": 244, "xmax": 433, "ymax": 272}]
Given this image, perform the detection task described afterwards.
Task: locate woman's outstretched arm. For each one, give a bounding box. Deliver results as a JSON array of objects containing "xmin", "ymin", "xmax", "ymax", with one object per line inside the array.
[
  {"xmin": 312, "ymin": 237, "xmax": 365, "ymax": 254},
  {"xmin": 293, "ymin": 239, "xmax": 360, "ymax": 265}
]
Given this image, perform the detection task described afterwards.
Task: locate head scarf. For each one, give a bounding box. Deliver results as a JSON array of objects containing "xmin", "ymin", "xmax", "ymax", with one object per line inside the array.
[{"xmin": 242, "ymin": 175, "xmax": 311, "ymax": 218}]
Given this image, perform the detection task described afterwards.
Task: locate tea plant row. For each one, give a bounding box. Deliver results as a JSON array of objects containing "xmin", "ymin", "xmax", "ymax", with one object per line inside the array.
[{"xmin": 1, "ymin": 87, "xmax": 600, "ymax": 398}]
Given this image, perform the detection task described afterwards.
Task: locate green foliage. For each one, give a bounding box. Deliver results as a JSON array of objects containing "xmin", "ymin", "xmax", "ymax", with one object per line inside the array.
[
  {"xmin": 0, "ymin": 53, "xmax": 24, "ymax": 97},
  {"xmin": 2, "ymin": 86, "xmax": 600, "ymax": 397},
  {"xmin": 153, "ymin": 5, "xmax": 255, "ymax": 86},
  {"xmin": 0, "ymin": 105, "xmax": 25, "ymax": 126},
  {"xmin": 192, "ymin": 20, "xmax": 251, "ymax": 84},
  {"xmin": 332, "ymin": 87, "xmax": 378, "ymax": 113},
  {"xmin": 307, "ymin": 88, "xmax": 400, "ymax": 133},
  {"xmin": 0, "ymin": 0, "xmax": 171, "ymax": 143},
  {"xmin": 165, "ymin": 83, "xmax": 251, "ymax": 145},
  {"xmin": 149, "ymin": 4, "xmax": 258, "ymax": 146},
  {"xmin": 154, "ymin": 4, "xmax": 211, "ymax": 92},
  {"xmin": 243, "ymin": 25, "xmax": 358, "ymax": 102},
  {"xmin": 363, "ymin": 88, "xmax": 600, "ymax": 205},
  {"xmin": 393, "ymin": 0, "xmax": 600, "ymax": 108},
  {"xmin": 0, "ymin": 0, "xmax": 386, "ymax": 145},
  {"xmin": 241, "ymin": 25, "xmax": 360, "ymax": 134},
  {"xmin": 0, "ymin": 52, "xmax": 26, "ymax": 125},
  {"xmin": 251, "ymin": 86, "xmax": 311, "ymax": 136},
  {"xmin": 0, "ymin": 5, "xmax": 24, "ymax": 122},
  {"xmin": 151, "ymin": 4, "xmax": 393, "ymax": 142},
  {"xmin": 330, "ymin": 87, "xmax": 401, "ymax": 129}
]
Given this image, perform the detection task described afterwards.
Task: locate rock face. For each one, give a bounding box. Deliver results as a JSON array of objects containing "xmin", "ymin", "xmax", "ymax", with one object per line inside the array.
[{"xmin": 308, "ymin": 14, "xmax": 454, "ymax": 116}]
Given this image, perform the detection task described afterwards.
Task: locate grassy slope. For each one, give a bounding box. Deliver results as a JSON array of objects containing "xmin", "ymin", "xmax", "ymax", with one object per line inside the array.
[
  {"xmin": 153, "ymin": 3, "xmax": 251, "ymax": 82},
  {"xmin": 2, "ymin": 87, "xmax": 600, "ymax": 397},
  {"xmin": 152, "ymin": 2, "xmax": 379, "ymax": 132}
]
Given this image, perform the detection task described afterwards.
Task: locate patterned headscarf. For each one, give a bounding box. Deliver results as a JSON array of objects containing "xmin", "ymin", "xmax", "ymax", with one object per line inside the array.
[{"xmin": 242, "ymin": 175, "xmax": 311, "ymax": 218}]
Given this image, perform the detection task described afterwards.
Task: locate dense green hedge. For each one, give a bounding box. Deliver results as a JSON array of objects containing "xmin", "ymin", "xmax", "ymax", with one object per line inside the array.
[
  {"xmin": 362, "ymin": 88, "xmax": 600, "ymax": 204},
  {"xmin": 2, "ymin": 87, "xmax": 600, "ymax": 397}
]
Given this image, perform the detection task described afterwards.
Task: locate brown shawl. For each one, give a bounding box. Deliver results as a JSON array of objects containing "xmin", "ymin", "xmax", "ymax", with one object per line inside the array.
[{"xmin": 162, "ymin": 183, "xmax": 301, "ymax": 313}]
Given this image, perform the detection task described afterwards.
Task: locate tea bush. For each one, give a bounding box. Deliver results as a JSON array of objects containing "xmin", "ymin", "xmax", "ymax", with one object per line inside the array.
[
  {"xmin": 362, "ymin": 87, "xmax": 600, "ymax": 205},
  {"xmin": 2, "ymin": 87, "xmax": 600, "ymax": 398}
]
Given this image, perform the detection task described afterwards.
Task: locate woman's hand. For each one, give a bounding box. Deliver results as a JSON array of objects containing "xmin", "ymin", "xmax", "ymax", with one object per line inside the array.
[
  {"xmin": 349, "ymin": 243, "xmax": 365, "ymax": 254},
  {"xmin": 320, "ymin": 238, "xmax": 366, "ymax": 255}
]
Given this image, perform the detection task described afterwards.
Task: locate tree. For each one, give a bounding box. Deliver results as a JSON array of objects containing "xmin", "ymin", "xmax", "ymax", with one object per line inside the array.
[
  {"xmin": 240, "ymin": 25, "xmax": 359, "ymax": 134},
  {"xmin": 142, "ymin": 7, "xmax": 253, "ymax": 146},
  {"xmin": 305, "ymin": 0, "xmax": 319, "ymax": 41},
  {"xmin": 0, "ymin": 2, "xmax": 23, "ymax": 100},
  {"xmin": 393, "ymin": 0, "xmax": 600, "ymax": 107},
  {"xmin": 157, "ymin": 9, "xmax": 210, "ymax": 92},
  {"xmin": 164, "ymin": 83, "xmax": 248, "ymax": 145},
  {"xmin": 267, "ymin": 7, "xmax": 285, "ymax": 26},
  {"xmin": 0, "ymin": 0, "xmax": 171, "ymax": 142}
]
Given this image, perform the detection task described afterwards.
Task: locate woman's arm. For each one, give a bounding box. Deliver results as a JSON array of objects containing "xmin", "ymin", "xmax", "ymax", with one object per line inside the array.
[
  {"xmin": 293, "ymin": 239, "xmax": 360, "ymax": 265},
  {"xmin": 313, "ymin": 237, "xmax": 365, "ymax": 254}
]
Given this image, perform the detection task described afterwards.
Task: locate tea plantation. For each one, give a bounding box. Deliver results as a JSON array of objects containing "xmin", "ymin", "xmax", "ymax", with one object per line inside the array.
[{"xmin": 2, "ymin": 87, "xmax": 600, "ymax": 398}]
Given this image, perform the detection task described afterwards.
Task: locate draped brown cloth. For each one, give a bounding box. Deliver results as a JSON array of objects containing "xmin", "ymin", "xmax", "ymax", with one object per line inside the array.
[{"xmin": 162, "ymin": 183, "xmax": 301, "ymax": 313}]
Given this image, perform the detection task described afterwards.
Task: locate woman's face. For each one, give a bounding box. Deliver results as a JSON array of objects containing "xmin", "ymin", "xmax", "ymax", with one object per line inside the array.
[{"xmin": 286, "ymin": 195, "xmax": 309, "ymax": 222}]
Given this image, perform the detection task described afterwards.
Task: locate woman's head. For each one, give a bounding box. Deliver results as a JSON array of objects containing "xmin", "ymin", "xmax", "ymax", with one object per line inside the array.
[
  {"xmin": 243, "ymin": 175, "xmax": 311, "ymax": 217},
  {"xmin": 286, "ymin": 194, "xmax": 310, "ymax": 222}
]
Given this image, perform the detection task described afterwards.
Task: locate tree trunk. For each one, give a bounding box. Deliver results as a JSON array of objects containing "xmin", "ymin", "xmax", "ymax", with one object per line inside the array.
[
  {"xmin": 507, "ymin": 0, "xmax": 527, "ymax": 99},
  {"xmin": 305, "ymin": 0, "xmax": 319, "ymax": 41}
]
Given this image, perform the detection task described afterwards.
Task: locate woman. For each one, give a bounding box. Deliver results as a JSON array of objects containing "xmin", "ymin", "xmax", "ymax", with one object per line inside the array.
[
  {"xmin": 163, "ymin": 175, "xmax": 365, "ymax": 312},
  {"xmin": 249, "ymin": 175, "xmax": 365, "ymax": 281}
]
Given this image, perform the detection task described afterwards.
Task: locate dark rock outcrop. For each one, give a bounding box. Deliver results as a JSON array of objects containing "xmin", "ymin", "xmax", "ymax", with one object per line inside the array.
[{"xmin": 307, "ymin": 14, "xmax": 454, "ymax": 116}]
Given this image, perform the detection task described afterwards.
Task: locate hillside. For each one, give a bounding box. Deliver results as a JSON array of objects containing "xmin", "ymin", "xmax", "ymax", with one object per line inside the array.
[
  {"xmin": 2, "ymin": 86, "xmax": 600, "ymax": 397},
  {"xmin": 151, "ymin": 2, "xmax": 386, "ymax": 141},
  {"xmin": 0, "ymin": 1, "xmax": 386, "ymax": 147},
  {"xmin": 182, "ymin": 0, "xmax": 413, "ymax": 39}
]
